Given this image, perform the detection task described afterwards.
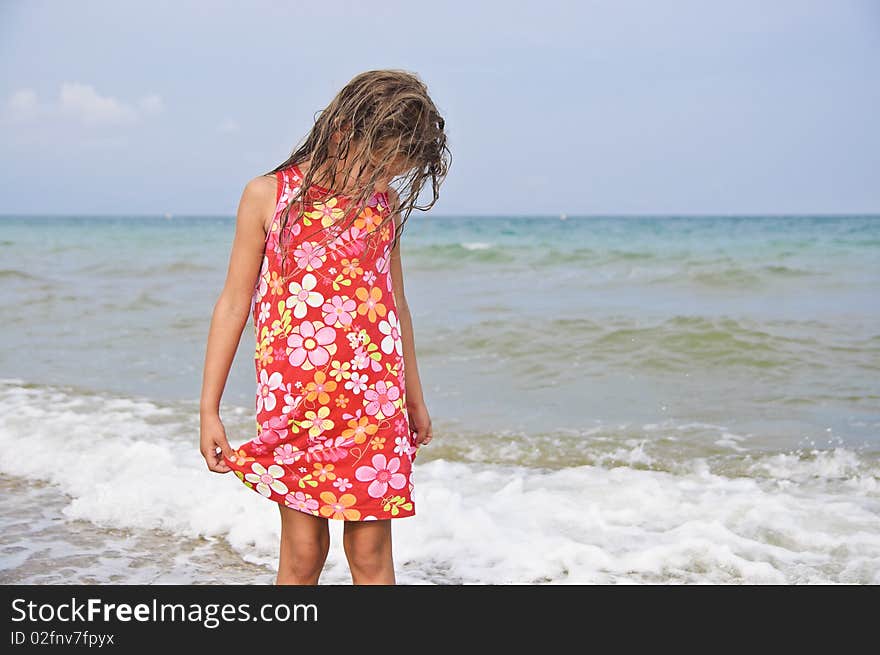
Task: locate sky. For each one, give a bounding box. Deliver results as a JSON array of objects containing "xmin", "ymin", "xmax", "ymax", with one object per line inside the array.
[{"xmin": 1, "ymin": 0, "xmax": 878, "ymax": 216}]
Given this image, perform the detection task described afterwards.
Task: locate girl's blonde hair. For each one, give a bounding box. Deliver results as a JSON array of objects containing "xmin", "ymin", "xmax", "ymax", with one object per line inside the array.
[{"xmin": 265, "ymin": 69, "xmax": 451, "ymax": 281}]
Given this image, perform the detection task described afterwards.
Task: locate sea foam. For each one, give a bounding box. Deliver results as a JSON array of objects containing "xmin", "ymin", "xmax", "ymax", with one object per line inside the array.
[{"xmin": 1, "ymin": 381, "xmax": 878, "ymax": 583}]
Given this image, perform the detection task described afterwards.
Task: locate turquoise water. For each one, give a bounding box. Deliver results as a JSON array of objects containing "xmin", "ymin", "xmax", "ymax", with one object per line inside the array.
[{"xmin": 1, "ymin": 214, "xmax": 879, "ymax": 583}]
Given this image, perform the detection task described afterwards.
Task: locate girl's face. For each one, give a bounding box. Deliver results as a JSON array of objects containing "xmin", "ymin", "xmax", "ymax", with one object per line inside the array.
[
  {"xmin": 329, "ymin": 130, "xmax": 411, "ymax": 196},
  {"xmin": 365, "ymin": 150, "xmax": 411, "ymax": 194}
]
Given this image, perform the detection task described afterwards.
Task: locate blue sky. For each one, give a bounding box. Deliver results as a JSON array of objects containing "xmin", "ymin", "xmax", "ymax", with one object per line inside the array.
[{"xmin": 1, "ymin": 0, "xmax": 878, "ymax": 216}]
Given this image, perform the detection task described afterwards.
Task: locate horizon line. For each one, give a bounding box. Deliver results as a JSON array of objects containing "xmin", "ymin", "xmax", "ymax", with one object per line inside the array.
[{"xmin": 2, "ymin": 212, "xmax": 879, "ymax": 219}]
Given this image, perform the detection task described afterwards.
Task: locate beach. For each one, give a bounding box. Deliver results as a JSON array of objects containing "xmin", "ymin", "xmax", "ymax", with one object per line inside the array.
[{"xmin": 1, "ymin": 213, "xmax": 878, "ymax": 583}]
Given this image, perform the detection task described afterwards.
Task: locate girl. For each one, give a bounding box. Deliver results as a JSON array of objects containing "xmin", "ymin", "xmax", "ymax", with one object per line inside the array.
[{"xmin": 199, "ymin": 69, "xmax": 450, "ymax": 585}]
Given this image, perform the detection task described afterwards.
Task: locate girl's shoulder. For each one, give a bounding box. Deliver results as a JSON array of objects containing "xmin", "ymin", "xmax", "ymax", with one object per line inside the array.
[{"xmin": 240, "ymin": 173, "xmax": 280, "ymax": 235}]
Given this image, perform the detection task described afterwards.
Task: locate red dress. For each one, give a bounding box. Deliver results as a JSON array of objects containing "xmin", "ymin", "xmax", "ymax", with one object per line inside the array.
[{"xmin": 225, "ymin": 163, "xmax": 419, "ymax": 520}]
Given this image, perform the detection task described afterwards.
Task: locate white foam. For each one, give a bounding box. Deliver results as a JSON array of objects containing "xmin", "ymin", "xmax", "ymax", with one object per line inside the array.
[{"xmin": 1, "ymin": 383, "xmax": 878, "ymax": 584}]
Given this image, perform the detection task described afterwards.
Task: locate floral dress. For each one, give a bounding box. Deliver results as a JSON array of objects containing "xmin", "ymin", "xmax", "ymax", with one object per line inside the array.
[{"xmin": 225, "ymin": 163, "xmax": 418, "ymax": 520}]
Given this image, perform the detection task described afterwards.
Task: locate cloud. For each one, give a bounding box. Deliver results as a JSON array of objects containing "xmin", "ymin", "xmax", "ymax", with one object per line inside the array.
[
  {"xmin": 3, "ymin": 83, "xmax": 164, "ymax": 126},
  {"xmin": 7, "ymin": 89, "xmax": 38, "ymax": 119},
  {"xmin": 60, "ymin": 82, "xmax": 138, "ymax": 125}
]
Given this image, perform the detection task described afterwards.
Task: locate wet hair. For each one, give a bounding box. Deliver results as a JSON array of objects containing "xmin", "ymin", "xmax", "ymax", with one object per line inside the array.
[{"xmin": 264, "ymin": 69, "xmax": 451, "ymax": 283}]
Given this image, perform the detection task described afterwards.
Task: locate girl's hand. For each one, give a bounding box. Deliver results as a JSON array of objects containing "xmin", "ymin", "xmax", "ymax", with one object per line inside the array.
[
  {"xmin": 200, "ymin": 413, "xmax": 234, "ymax": 473},
  {"xmin": 408, "ymin": 401, "xmax": 433, "ymax": 446}
]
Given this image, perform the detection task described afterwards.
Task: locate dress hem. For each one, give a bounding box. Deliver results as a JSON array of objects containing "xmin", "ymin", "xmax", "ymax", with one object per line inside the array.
[{"xmin": 231, "ymin": 470, "xmax": 417, "ymax": 521}]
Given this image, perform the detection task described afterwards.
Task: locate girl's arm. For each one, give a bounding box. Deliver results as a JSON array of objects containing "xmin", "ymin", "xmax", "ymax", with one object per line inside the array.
[
  {"xmin": 387, "ymin": 190, "xmax": 433, "ymax": 447},
  {"xmin": 199, "ymin": 174, "xmax": 276, "ymax": 472}
]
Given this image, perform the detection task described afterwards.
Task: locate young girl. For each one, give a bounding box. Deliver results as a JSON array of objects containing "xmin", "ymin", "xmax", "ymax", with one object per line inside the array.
[{"xmin": 199, "ymin": 70, "xmax": 450, "ymax": 585}]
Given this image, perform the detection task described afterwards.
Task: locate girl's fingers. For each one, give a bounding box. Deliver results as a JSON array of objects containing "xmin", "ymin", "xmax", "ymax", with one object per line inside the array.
[{"xmin": 207, "ymin": 447, "xmax": 233, "ymax": 473}]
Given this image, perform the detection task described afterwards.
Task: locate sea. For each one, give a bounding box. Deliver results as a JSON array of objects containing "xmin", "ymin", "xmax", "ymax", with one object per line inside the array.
[{"xmin": 1, "ymin": 213, "xmax": 878, "ymax": 584}]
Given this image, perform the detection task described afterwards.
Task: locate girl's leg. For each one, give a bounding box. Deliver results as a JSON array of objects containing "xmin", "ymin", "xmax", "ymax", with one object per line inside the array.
[
  {"xmin": 276, "ymin": 504, "xmax": 330, "ymax": 585},
  {"xmin": 342, "ymin": 519, "xmax": 396, "ymax": 585}
]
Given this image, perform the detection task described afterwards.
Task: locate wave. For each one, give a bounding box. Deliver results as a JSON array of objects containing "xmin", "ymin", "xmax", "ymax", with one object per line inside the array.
[
  {"xmin": 1, "ymin": 380, "xmax": 878, "ymax": 583},
  {"xmin": 422, "ymin": 315, "xmax": 880, "ymax": 373},
  {"xmin": 0, "ymin": 269, "xmax": 42, "ymax": 281}
]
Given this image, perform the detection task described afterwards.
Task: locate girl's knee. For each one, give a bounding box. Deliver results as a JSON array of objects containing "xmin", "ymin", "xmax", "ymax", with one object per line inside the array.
[
  {"xmin": 343, "ymin": 523, "xmax": 393, "ymax": 579},
  {"xmin": 277, "ymin": 506, "xmax": 330, "ymax": 584}
]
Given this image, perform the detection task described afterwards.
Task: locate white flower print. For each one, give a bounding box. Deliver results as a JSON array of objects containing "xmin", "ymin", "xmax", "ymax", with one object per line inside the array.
[
  {"xmin": 258, "ymin": 301, "xmax": 271, "ymax": 324},
  {"xmin": 345, "ymin": 372, "xmax": 369, "ymax": 395},
  {"xmin": 245, "ymin": 463, "xmax": 289, "ymax": 498},
  {"xmin": 255, "ymin": 256, "xmax": 269, "ymax": 301},
  {"xmin": 378, "ymin": 310, "xmax": 403, "ymax": 356},
  {"xmin": 257, "ymin": 369, "xmax": 283, "ymax": 412},
  {"xmin": 286, "ymin": 273, "xmax": 324, "ymax": 319},
  {"xmin": 281, "ymin": 383, "xmax": 303, "ymax": 415}
]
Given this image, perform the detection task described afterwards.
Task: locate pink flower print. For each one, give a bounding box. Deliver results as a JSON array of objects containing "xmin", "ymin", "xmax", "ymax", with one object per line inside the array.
[
  {"xmin": 322, "ymin": 295, "xmax": 356, "ymax": 327},
  {"xmin": 294, "ymin": 241, "xmax": 325, "ymax": 271},
  {"xmin": 345, "ymin": 371, "xmax": 369, "ymax": 395},
  {"xmin": 257, "ymin": 369, "xmax": 283, "ymax": 412},
  {"xmin": 274, "ymin": 443, "xmax": 303, "ymax": 466},
  {"xmin": 355, "ymin": 454, "xmax": 407, "ymax": 499},
  {"xmin": 363, "ymin": 269, "xmax": 376, "ymax": 285},
  {"xmin": 256, "ymin": 414, "xmax": 289, "ymax": 447},
  {"xmin": 333, "ymin": 477, "xmax": 353, "ymax": 492},
  {"xmin": 394, "ymin": 417, "xmax": 407, "ymax": 433},
  {"xmin": 394, "ymin": 436, "xmax": 415, "ymax": 457},
  {"xmin": 378, "ymin": 310, "xmax": 403, "ymax": 356},
  {"xmin": 245, "ymin": 463, "xmax": 289, "ymax": 498},
  {"xmin": 286, "ymin": 273, "xmax": 324, "ymax": 319},
  {"xmin": 351, "ymin": 350, "xmax": 371, "ymax": 370},
  {"xmin": 272, "ymin": 344, "xmax": 287, "ymax": 362},
  {"xmin": 376, "ymin": 252, "xmax": 390, "ymax": 277},
  {"xmin": 364, "ymin": 380, "xmax": 400, "ymax": 418},
  {"xmin": 287, "ymin": 320, "xmax": 336, "ymax": 368},
  {"xmin": 284, "ymin": 491, "xmax": 319, "ymax": 515},
  {"xmin": 315, "ymin": 435, "xmax": 354, "ymax": 462},
  {"xmin": 281, "ymin": 383, "xmax": 303, "ymax": 415}
]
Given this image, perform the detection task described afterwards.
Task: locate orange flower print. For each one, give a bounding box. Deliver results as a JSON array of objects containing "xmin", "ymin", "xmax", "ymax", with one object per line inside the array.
[
  {"xmin": 355, "ymin": 286, "xmax": 387, "ymax": 323},
  {"xmin": 342, "ymin": 415, "xmax": 379, "ymax": 444},
  {"xmin": 268, "ymin": 271, "xmax": 285, "ymax": 296},
  {"xmin": 227, "ymin": 165, "xmax": 417, "ymax": 521},
  {"xmin": 354, "ymin": 206, "xmax": 383, "ymax": 231},
  {"xmin": 341, "ymin": 258, "xmax": 363, "ymax": 279},
  {"xmin": 313, "ymin": 462, "xmax": 336, "ymax": 482},
  {"xmin": 227, "ymin": 447, "xmax": 255, "ymax": 468},
  {"xmin": 304, "ymin": 370, "xmax": 337, "ymax": 405},
  {"xmin": 255, "ymin": 341, "xmax": 274, "ymax": 367},
  {"xmin": 319, "ymin": 491, "xmax": 361, "ymax": 520}
]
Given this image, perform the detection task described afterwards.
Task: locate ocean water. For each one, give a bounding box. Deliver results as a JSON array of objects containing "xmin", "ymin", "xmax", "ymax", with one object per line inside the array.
[{"xmin": 1, "ymin": 213, "xmax": 878, "ymax": 584}]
